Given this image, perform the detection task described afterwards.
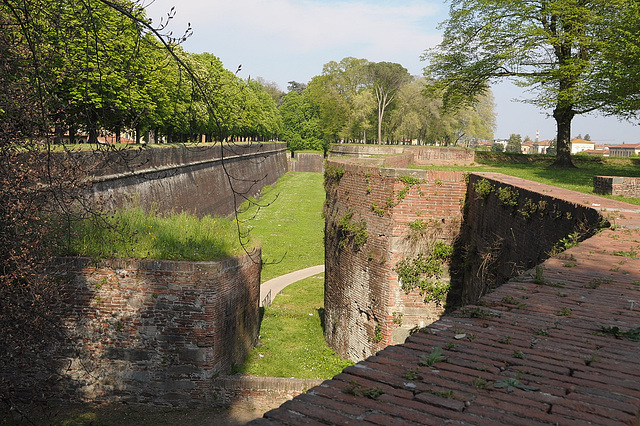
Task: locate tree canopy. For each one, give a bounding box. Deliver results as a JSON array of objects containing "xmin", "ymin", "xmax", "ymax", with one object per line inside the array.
[{"xmin": 423, "ymin": 0, "xmax": 636, "ymax": 168}]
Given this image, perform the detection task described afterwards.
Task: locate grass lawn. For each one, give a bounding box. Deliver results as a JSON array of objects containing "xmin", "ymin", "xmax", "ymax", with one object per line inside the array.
[
  {"xmin": 417, "ymin": 155, "xmax": 640, "ymax": 206},
  {"xmin": 236, "ymin": 171, "xmax": 352, "ymax": 378},
  {"xmin": 238, "ymin": 171, "xmax": 325, "ymax": 282},
  {"xmin": 237, "ymin": 275, "xmax": 353, "ymax": 378}
]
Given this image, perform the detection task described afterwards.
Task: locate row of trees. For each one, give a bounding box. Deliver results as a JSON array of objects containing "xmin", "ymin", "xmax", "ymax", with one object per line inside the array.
[
  {"xmin": 2, "ymin": 0, "xmax": 282, "ymax": 145},
  {"xmin": 279, "ymin": 57, "xmax": 497, "ymax": 152}
]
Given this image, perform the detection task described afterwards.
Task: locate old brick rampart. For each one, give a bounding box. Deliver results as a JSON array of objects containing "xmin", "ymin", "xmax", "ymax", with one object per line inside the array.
[
  {"xmin": 88, "ymin": 143, "xmax": 288, "ymax": 217},
  {"xmin": 9, "ymin": 251, "xmax": 262, "ymax": 405},
  {"xmin": 324, "ymin": 159, "xmax": 607, "ymax": 362},
  {"xmin": 455, "ymin": 173, "xmax": 605, "ymax": 305},
  {"xmin": 287, "ymin": 152, "xmax": 325, "ymax": 173},
  {"xmin": 324, "ymin": 159, "xmax": 467, "ymax": 361},
  {"xmin": 329, "ymin": 144, "xmax": 475, "ymax": 166}
]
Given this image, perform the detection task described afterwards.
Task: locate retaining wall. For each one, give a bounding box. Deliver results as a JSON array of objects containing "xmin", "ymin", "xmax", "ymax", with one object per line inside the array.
[
  {"xmin": 88, "ymin": 143, "xmax": 288, "ymax": 217},
  {"xmin": 288, "ymin": 152, "xmax": 325, "ymax": 173},
  {"xmin": 454, "ymin": 173, "xmax": 605, "ymax": 305},
  {"xmin": 329, "ymin": 144, "xmax": 475, "ymax": 166},
  {"xmin": 9, "ymin": 251, "xmax": 262, "ymax": 405}
]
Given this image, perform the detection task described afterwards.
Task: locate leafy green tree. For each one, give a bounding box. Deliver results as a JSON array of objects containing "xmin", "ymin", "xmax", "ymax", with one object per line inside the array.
[
  {"xmin": 367, "ymin": 62, "xmax": 411, "ymax": 144},
  {"xmin": 279, "ymin": 91, "xmax": 323, "ymax": 151},
  {"xmin": 424, "ymin": 0, "xmax": 631, "ymax": 168},
  {"xmin": 505, "ymin": 134, "xmax": 522, "ymax": 153}
]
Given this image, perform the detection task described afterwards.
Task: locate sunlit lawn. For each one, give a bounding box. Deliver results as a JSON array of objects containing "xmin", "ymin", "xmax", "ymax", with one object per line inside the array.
[
  {"xmin": 237, "ymin": 275, "xmax": 353, "ymax": 379},
  {"xmin": 238, "ymin": 172, "xmax": 325, "ymax": 282},
  {"xmin": 419, "ymin": 154, "xmax": 640, "ymax": 205},
  {"xmin": 236, "ymin": 171, "xmax": 352, "ymax": 379}
]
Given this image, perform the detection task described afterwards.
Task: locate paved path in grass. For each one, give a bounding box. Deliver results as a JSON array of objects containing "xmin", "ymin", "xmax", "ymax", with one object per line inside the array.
[{"xmin": 259, "ymin": 265, "xmax": 325, "ymax": 307}]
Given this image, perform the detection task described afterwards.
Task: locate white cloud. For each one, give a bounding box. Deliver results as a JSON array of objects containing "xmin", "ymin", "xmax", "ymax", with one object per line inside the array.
[{"xmin": 146, "ymin": 0, "xmax": 443, "ymax": 62}]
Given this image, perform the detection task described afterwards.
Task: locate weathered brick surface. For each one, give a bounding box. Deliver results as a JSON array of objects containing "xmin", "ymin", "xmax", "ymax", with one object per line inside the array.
[
  {"xmin": 254, "ymin": 175, "xmax": 640, "ymax": 425},
  {"xmin": 6, "ymin": 251, "xmax": 261, "ymax": 405},
  {"xmin": 329, "ymin": 144, "xmax": 475, "ymax": 167},
  {"xmin": 288, "ymin": 152, "xmax": 325, "ymax": 173},
  {"xmin": 323, "ymin": 160, "xmax": 467, "ymax": 361}
]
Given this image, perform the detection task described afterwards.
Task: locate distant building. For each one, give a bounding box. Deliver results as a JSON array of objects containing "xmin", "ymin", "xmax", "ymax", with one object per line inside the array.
[
  {"xmin": 609, "ymin": 144, "xmax": 640, "ymax": 157},
  {"xmin": 570, "ymin": 138, "xmax": 595, "ymax": 154},
  {"xmin": 531, "ymin": 140, "xmax": 551, "ymax": 154},
  {"xmin": 521, "ymin": 140, "xmax": 533, "ymax": 154}
]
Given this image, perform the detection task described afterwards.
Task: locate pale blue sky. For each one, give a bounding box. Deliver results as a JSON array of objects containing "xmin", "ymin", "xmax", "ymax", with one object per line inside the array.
[{"xmin": 145, "ymin": 0, "xmax": 639, "ymax": 143}]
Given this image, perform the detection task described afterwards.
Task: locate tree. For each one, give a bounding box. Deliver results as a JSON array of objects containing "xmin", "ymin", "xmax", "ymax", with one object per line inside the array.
[
  {"xmin": 367, "ymin": 62, "xmax": 411, "ymax": 144},
  {"xmin": 505, "ymin": 134, "xmax": 522, "ymax": 153},
  {"xmin": 423, "ymin": 0, "xmax": 632, "ymax": 168}
]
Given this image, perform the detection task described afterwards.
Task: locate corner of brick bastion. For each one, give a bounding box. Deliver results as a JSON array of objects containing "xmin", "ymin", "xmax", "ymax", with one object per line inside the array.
[{"xmin": 323, "ymin": 145, "xmax": 608, "ymax": 363}]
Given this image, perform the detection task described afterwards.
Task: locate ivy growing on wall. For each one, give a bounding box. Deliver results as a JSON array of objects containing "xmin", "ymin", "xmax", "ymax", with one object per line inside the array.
[{"xmin": 393, "ymin": 241, "xmax": 454, "ymax": 305}]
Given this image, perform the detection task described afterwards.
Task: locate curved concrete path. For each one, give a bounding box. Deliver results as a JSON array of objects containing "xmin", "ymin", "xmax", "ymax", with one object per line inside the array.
[{"xmin": 259, "ymin": 265, "xmax": 324, "ymax": 307}]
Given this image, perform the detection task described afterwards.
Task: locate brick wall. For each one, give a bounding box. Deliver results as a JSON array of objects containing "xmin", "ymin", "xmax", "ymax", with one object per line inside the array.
[
  {"xmin": 324, "ymin": 158, "xmax": 607, "ymax": 363},
  {"xmin": 594, "ymin": 175, "xmax": 640, "ymax": 198},
  {"xmin": 11, "ymin": 251, "xmax": 262, "ymax": 405},
  {"xmin": 329, "ymin": 144, "xmax": 475, "ymax": 166},
  {"xmin": 288, "ymin": 152, "xmax": 325, "ymax": 173},
  {"xmin": 89, "ymin": 143, "xmax": 288, "ymax": 217},
  {"xmin": 323, "ymin": 160, "xmax": 467, "ymax": 361},
  {"xmin": 454, "ymin": 173, "xmax": 605, "ymax": 304}
]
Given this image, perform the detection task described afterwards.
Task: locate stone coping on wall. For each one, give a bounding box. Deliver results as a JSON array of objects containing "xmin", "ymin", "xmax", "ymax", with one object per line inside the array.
[{"xmin": 251, "ymin": 174, "xmax": 640, "ymax": 424}]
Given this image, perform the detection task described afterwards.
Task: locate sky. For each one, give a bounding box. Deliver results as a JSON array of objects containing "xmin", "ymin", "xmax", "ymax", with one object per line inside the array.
[{"xmin": 143, "ymin": 0, "xmax": 640, "ymax": 144}]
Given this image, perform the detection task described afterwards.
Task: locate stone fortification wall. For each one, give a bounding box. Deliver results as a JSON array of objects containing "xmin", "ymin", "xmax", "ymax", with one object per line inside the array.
[
  {"xmin": 323, "ymin": 159, "xmax": 467, "ymax": 361},
  {"xmin": 453, "ymin": 173, "xmax": 605, "ymax": 305},
  {"xmin": 8, "ymin": 251, "xmax": 261, "ymax": 405},
  {"xmin": 324, "ymin": 156, "xmax": 608, "ymax": 362},
  {"xmin": 329, "ymin": 144, "xmax": 475, "ymax": 166},
  {"xmin": 88, "ymin": 143, "xmax": 287, "ymax": 217}
]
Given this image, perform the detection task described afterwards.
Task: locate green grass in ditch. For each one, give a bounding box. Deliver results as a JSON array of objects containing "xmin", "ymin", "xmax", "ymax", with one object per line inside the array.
[
  {"xmin": 64, "ymin": 207, "xmax": 250, "ymax": 261},
  {"xmin": 237, "ymin": 275, "xmax": 353, "ymax": 379},
  {"xmin": 238, "ymin": 171, "xmax": 325, "ymax": 282},
  {"xmin": 415, "ymin": 154, "xmax": 640, "ymax": 205},
  {"xmin": 236, "ymin": 171, "xmax": 351, "ymax": 378}
]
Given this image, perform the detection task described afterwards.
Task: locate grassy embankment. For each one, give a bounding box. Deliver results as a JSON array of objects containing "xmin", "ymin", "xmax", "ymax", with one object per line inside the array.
[
  {"xmin": 65, "ymin": 208, "xmax": 251, "ymax": 261},
  {"xmin": 236, "ymin": 171, "xmax": 353, "ymax": 378}
]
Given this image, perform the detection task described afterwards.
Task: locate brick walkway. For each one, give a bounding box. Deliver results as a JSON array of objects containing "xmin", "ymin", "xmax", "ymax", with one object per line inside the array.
[{"xmin": 251, "ymin": 175, "xmax": 640, "ymax": 425}]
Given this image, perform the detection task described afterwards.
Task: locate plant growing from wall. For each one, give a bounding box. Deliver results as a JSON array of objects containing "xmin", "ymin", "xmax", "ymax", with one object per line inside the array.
[
  {"xmin": 396, "ymin": 175, "xmax": 423, "ymax": 201},
  {"xmin": 393, "ymin": 241, "xmax": 453, "ymax": 305},
  {"xmin": 371, "ymin": 202, "xmax": 385, "ymax": 217},
  {"xmin": 496, "ymin": 186, "xmax": 519, "ymax": 210},
  {"xmin": 338, "ymin": 211, "xmax": 368, "ymax": 250},
  {"xmin": 324, "ymin": 164, "xmax": 344, "ymax": 191},
  {"xmin": 473, "ymin": 178, "xmax": 493, "ymax": 200}
]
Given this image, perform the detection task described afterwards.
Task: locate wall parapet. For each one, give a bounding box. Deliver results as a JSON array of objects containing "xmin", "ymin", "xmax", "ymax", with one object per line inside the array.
[
  {"xmin": 2, "ymin": 251, "xmax": 262, "ymax": 406},
  {"xmin": 329, "ymin": 144, "xmax": 475, "ymax": 166},
  {"xmin": 88, "ymin": 143, "xmax": 288, "ymax": 217}
]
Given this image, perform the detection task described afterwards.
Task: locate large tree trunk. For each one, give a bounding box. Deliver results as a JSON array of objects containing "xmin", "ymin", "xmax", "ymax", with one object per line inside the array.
[{"xmin": 550, "ymin": 104, "xmax": 576, "ymax": 168}]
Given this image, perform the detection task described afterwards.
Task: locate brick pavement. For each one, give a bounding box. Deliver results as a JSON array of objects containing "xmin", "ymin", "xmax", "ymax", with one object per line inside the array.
[{"xmin": 250, "ymin": 175, "xmax": 640, "ymax": 425}]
